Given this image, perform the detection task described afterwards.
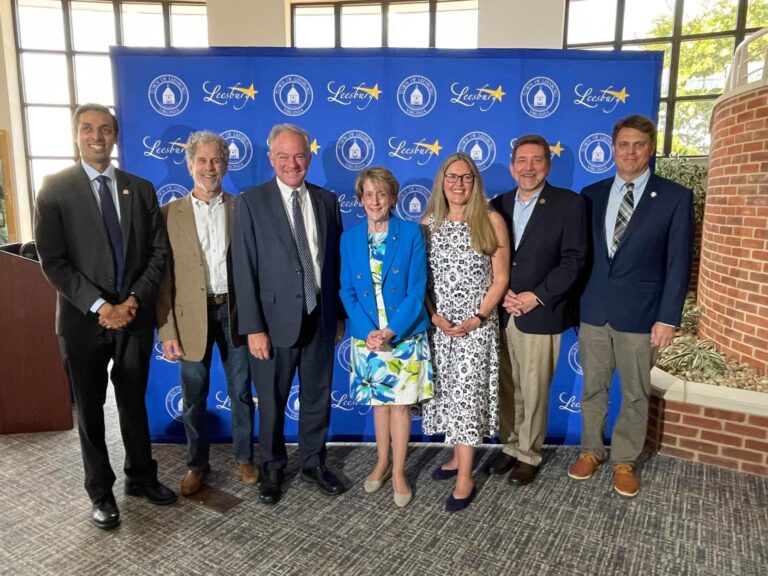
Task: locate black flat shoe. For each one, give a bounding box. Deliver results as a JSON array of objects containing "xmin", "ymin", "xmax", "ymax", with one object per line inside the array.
[
  {"xmin": 91, "ymin": 498, "xmax": 120, "ymax": 530},
  {"xmin": 259, "ymin": 469, "xmax": 284, "ymax": 504},
  {"xmin": 431, "ymin": 466, "xmax": 458, "ymax": 481},
  {"xmin": 125, "ymin": 481, "xmax": 177, "ymax": 505},
  {"xmin": 445, "ymin": 487, "xmax": 477, "ymax": 513},
  {"xmin": 301, "ymin": 465, "xmax": 344, "ymax": 495}
]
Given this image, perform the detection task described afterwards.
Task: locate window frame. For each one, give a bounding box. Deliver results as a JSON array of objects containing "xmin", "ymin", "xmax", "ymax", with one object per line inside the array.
[
  {"xmin": 11, "ymin": 0, "xmax": 206, "ymax": 203},
  {"xmin": 291, "ymin": 0, "xmax": 480, "ymax": 48},
  {"xmin": 563, "ymin": 0, "xmax": 760, "ymax": 157}
]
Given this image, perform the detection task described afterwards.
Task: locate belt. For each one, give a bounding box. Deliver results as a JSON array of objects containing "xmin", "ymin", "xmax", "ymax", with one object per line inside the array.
[{"xmin": 207, "ymin": 293, "xmax": 228, "ymax": 306}]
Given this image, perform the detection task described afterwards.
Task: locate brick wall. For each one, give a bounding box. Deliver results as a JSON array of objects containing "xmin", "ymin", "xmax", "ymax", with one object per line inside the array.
[
  {"xmin": 700, "ymin": 86, "xmax": 768, "ymax": 373},
  {"xmin": 647, "ymin": 395, "xmax": 768, "ymax": 477}
]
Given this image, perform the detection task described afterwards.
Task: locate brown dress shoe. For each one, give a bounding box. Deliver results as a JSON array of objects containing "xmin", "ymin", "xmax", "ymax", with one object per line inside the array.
[
  {"xmin": 613, "ymin": 464, "xmax": 640, "ymax": 497},
  {"xmin": 568, "ymin": 453, "xmax": 603, "ymax": 480},
  {"xmin": 239, "ymin": 463, "xmax": 259, "ymax": 485},
  {"xmin": 507, "ymin": 462, "xmax": 540, "ymax": 485},
  {"xmin": 180, "ymin": 470, "xmax": 205, "ymax": 496},
  {"xmin": 489, "ymin": 452, "xmax": 518, "ymax": 475}
]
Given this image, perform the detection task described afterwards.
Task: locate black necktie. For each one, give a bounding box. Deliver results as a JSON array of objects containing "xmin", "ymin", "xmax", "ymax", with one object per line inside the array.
[
  {"xmin": 610, "ymin": 182, "xmax": 634, "ymax": 258},
  {"xmin": 96, "ymin": 175, "xmax": 124, "ymax": 291},
  {"xmin": 291, "ymin": 190, "xmax": 317, "ymax": 313}
]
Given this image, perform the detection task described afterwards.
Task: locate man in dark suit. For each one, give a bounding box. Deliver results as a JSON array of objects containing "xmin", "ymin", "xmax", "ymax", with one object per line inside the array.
[
  {"xmin": 156, "ymin": 131, "xmax": 256, "ymax": 497},
  {"xmin": 34, "ymin": 103, "xmax": 176, "ymax": 529},
  {"xmin": 232, "ymin": 123, "xmax": 344, "ymax": 504},
  {"xmin": 489, "ymin": 135, "xmax": 587, "ymax": 485},
  {"xmin": 568, "ymin": 115, "xmax": 693, "ymax": 497}
]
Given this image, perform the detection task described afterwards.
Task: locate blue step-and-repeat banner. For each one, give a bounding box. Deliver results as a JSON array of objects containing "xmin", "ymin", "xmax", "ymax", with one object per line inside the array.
[{"xmin": 111, "ymin": 47, "xmax": 662, "ymax": 443}]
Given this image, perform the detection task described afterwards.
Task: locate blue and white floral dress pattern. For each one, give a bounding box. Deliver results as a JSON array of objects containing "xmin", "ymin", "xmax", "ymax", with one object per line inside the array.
[
  {"xmin": 349, "ymin": 231, "xmax": 434, "ymax": 405},
  {"xmin": 422, "ymin": 218, "xmax": 499, "ymax": 446}
]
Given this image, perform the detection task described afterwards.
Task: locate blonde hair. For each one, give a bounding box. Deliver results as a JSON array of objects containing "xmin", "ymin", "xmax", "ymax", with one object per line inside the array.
[
  {"xmin": 425, "ymin": 153, "xmax": 497, "ymax": 255},
  {"xmin": 354, "ymin": 166, "xmax": 400, "ymax": 203}
]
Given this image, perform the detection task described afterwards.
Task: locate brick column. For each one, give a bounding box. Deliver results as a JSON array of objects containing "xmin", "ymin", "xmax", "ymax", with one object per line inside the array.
[{"xmin": 699, "ymin": 86, "xmax": 768, "ymax": 373}]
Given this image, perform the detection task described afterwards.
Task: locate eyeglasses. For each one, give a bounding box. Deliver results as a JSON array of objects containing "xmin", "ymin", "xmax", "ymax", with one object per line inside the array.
[{"xmin": 444, "ymin": 172, "xmax": 475, "ymax": 183}]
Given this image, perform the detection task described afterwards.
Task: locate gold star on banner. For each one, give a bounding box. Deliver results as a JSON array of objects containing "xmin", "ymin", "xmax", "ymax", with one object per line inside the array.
[
  {"xmin": 356, "ymin": 83, "xmax": 382, "ymax": 99},
  {"xmin": 310, "ymin": 139, "xmax": 321, "ymax": 155},
  {"xmin": 478, "ymin": 85, "xmax": 506, "ymax": 101},
  {"xmin": 550, "ymin": 141, "xmax": 564, "ymax": 157},
  {"xmin": 230, "ymin": 83, "xmax": 258, "ymax": 100},
  {"xmin": 415, "ymin": 140, "xmax": 442, "ymax": 155},
  {"xmin": 602, "ymin": 87, "xmax": 629, "ymax": 103}
]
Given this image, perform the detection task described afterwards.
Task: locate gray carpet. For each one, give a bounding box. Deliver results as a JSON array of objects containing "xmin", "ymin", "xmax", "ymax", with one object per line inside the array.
[{"xmin": 1, "ymin": 403, "xmax": 766, "ymax": 576}]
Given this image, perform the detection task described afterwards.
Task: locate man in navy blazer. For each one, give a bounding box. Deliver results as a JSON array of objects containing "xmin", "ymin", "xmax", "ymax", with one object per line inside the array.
[
  {"xmin": 35, "ymin": 103, "xmax": 176, "ymax": 530},
  {"xmin": 489, "ymin": 135, "xmax": 587, "ymax": 486},
  {"xmin": 232, "ymin": 123, "xmax": 344, "ymax": 504},
  {"xmin": 568, "ymin": 115, "xmax": 693, "ymax": 497}
]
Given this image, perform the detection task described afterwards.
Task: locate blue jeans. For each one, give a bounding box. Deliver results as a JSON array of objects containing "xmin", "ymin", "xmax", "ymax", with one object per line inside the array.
[{"xmin": 180, "ymin": 302, "xmax": 253, "ymax": 470}]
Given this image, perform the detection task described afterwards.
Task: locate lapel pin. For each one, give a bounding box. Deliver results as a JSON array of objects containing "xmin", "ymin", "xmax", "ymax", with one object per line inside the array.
[
  {"xmin": 539, "ymin": 198, "xmax": 546, "ymax": 204},
  {"xmin": 122, "ymin": 189, "xmax": 130, "ymax": 195},
  {"xmin": 650, "ymin": 191, "xmax": 657, "ymax": 198}
]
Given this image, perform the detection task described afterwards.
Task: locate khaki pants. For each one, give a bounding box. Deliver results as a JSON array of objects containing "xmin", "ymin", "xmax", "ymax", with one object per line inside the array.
[
  {"xmin": 578, "ymin": 322, "xmax": 657, "ymax": 465},
  {"xmin": 498, "ymin": 321, "xmax": 561, "ymax": 466}
]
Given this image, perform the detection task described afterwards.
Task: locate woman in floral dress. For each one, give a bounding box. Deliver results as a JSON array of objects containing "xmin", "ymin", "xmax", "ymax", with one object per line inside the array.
[
  {"xmin": 340, "ymin": 167, "xmax": 433, "ymax": 508},
  {"xmin": 421, "ymin": 153, "xmax": 510, "ymax": 512}
]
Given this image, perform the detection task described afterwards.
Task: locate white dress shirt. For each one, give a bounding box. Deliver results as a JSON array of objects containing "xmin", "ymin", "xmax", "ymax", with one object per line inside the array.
[{"xmin": 191, "ymin": 191, "xmax": 229, "ymax": 295}]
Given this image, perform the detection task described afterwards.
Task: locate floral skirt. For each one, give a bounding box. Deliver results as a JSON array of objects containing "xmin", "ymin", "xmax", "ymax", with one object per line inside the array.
[{"xmin": 349, "ymin": 332, "xmax": 434, "ymax": 405}]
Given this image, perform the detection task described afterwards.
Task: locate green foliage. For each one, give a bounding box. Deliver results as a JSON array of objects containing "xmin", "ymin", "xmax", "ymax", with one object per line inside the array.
[
  {"xmin": 655, "ymin": 156, "xmax": 708, "ymax": 223},
  {"xmin": 656, "ymin": 336, "xmax": 727, "ymax": 381},
  {"xmin": 645, "ymin": 0, "xmax": 768, "ymax": 154},
  {"xmin": 678, "ymin": 292, "xmax": 702, "ymax": 335}
]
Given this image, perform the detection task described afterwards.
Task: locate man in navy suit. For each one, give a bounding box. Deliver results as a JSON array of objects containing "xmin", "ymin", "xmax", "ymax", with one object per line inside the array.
[
  {"xmin": 568, "ymin": 115, "xmax": 693, "ymax": 497},
  {"xmin": 489, "ymin": 135, "xmax": 587, "ymax": 485},
  {"xmin": 35, "ymin": 103, "xmax": 176, "ymax": 530},
  {"xmin": 232, "ymin": 123, "xmax": 344, "ymax": 504}
]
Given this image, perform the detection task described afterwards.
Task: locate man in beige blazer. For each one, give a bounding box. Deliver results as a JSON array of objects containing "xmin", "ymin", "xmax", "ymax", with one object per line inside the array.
[{"xmin": 156, "ymin": 130, "xmax": 256, "ymax": 496}]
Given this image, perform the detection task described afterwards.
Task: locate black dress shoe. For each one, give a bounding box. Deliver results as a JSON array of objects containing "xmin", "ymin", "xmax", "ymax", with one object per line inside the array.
[
  {"xmin": 125, "ymin": 481, "xmax": 177, "ymax": 505},
  {"xmin": 91, "ymin": 498, "xmax": 120, "ymax": 530},
  {"xmin": 507, "ymin": 462, "xmax": 540, "ymax": 486},
  {"xmin": 259, "ymin": 469, "xmax": 283, "ymax": 504},
  {"xmin": 489, "ymin": 452, "xmax": 518, "ymax": 475},
  {"xmin": 445, "ymin": 487, "xmax": 477, "ymax": 513},
  {"xmin": 301, "ymin": 465, "xmax": 344, "ymax": 495}
]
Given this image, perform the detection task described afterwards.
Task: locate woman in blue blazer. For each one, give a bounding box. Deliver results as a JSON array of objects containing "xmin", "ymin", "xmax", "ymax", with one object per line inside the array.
[{"xmin": 340, "ymin": 167, "xmax": 433, "ymax": 508}]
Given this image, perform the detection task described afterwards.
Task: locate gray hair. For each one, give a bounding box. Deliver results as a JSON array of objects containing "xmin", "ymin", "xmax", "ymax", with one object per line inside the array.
[
  {"xmin": 267, "ymin": 123, "xmax": 311, "ymax": 152},
  {"xmin": 185, "ymin": 130, "xmax": 230, "ymax": 164}
]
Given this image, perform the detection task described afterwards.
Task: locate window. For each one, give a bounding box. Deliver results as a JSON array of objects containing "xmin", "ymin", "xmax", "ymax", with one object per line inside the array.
[
  {"xmin": 565, "ymin": 0, "xmax": 768, "ymax": 156},
  {"xmin": 292, "ymin": 0, "xmax": 478, "ymax": 49},
  {"xmin": 13, "ymin": 0, "xmax": 208, "ymax": 196}
]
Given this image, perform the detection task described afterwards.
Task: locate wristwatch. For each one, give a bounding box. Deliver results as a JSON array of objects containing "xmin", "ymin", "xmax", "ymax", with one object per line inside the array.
[{"xmin": 474, "ymin": 312, "xmax": 487, "ymax": 326}]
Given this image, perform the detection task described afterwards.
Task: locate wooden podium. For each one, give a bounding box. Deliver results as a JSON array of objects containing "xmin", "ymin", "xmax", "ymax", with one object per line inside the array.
[{"xmin": 0, "ymin": 248, "xmax": 73, "ymax": 433}]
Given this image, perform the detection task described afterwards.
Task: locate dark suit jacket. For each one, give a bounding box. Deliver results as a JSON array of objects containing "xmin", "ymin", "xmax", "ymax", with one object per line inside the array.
[
  {"xmin": 156, "ymin": 192, "xmax": 243, "ymax": 362},
  {"xmin": 34, "ymin": 163, "xmax": 168, "ymax": 337},
  {"xmin": 491, "ymin": 182, "xmax": 587, "ymax": 334},
  {"xmin": 340, "ymin": 216, "xmax": 430, "ymax": 341},
  {"xmin": 579, "ymin": 173, "xmax": 694, "ymax": 333},
  {"xmin": 231, "ymin": 178, "xmax": 342, "ymax": 347}
]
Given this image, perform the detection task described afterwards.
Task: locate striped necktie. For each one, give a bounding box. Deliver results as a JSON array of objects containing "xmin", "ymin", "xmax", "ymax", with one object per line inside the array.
[
  {"xmin": 610, "ymin": 182, "xmax": 634, "ymax": 259},
  {"xmin": 291, "ymin": 189, "xmax": 317, "ymax": 313},
  {"xmin": 96, "ymin": 175, "xmax": 125, "ymax": 291}
]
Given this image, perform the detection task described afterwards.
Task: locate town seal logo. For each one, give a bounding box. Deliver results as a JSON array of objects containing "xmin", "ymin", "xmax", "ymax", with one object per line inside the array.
[
  {"xmin": 273, "ymin": 74, "xmax": 313, "ymax": 116},
  {"xmin": 336, "ymin": 130, "xmax": 375, "ymax": 171},
  {"xmin": 578, "ymin": 133, "xmax": 614, "ymax": 174},
  {"xmin": 520, "ymin": 76, "xmax": 560, "ymax": 119},
  {"xmin": 457, "ymin": 131, "xmax": 496, "ymax": 171},
  {"xmin": 397, "ymin": 75, "xmax": 437, "ymax": 117},
  {"xmin": 148, "ymin": 74, "xmax": 189, "ymax": 117}
]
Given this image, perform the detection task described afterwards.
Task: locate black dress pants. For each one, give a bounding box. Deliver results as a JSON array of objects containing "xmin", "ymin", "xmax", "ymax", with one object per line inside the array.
[
  {"xmin": 250, "ymin": 308, "xmax": 335, "ymax": 471},
  {"xmin": 59, "ymin": 329, "xmax": 158, "ymax": 503}
]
